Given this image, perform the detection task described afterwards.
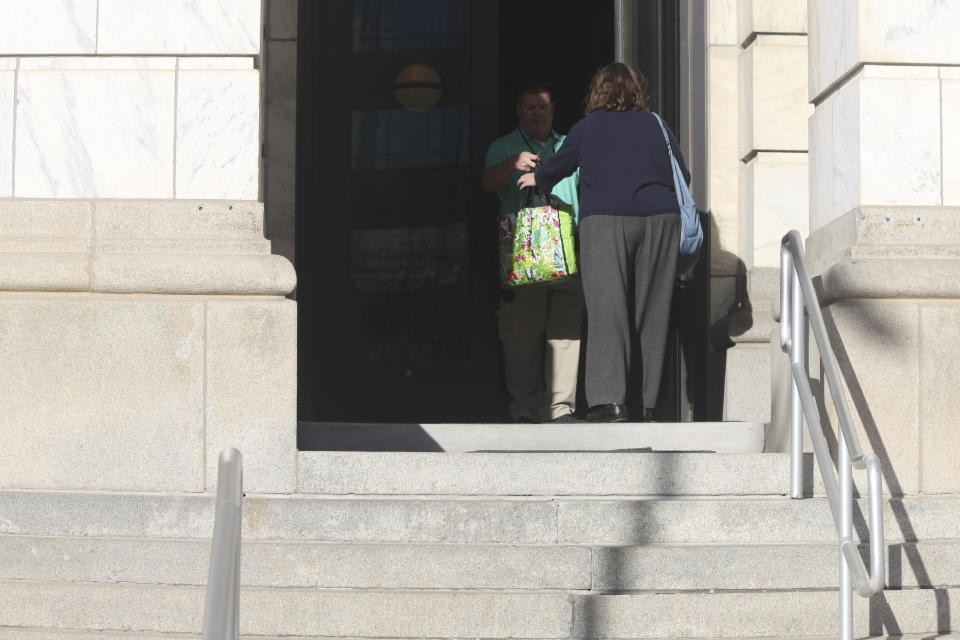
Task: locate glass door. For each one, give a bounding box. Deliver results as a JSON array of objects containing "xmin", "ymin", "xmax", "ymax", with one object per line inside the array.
[{"xmin": 296, "ymin": 0, "xmax": 503, "ymax": 423}]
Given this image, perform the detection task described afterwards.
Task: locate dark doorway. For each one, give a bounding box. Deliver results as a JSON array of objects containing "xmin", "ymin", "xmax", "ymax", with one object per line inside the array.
[
  {"xmin": 497, "ymin": 2, "xmax": 614, "ymax": 135},
  {"xmin": 295, "ymin": 0, "xmax": 616, "ymax": 426},
  {"xmin": 294, "ymin": 0, "xmax": 697, "ymax": 429}
]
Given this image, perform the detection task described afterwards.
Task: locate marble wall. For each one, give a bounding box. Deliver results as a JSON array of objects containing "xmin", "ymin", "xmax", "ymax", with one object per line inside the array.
[
  {"xmin": 0, "ymin": 0, "xmax": 260, "ymax": 55},
  {"xmin": 810, "ymin": 0, "xmax": 960, "ymax": 100},
  {"xmin": 707, "ymin": 0, "xmax": 741, "ymax": 277},
  {"xmin": 0, "ymin": 0, "xmax": 262, "ymax": 200},
  {"xmin": 738, "ymin": 35, "xmax": 811, "ymax": 157},
  {"xmin": 737, "ymin": 0, "xmax": 807, "ymax": 44},
  {"xmin": 810, "ymin": 64, "xmax": 957, "ymax": 230},
  {"xmin": 808, "ymin": 0, "xmax": 960, "ymax": 230},
  {"xmin": 737, "ymin": 15, "xmax": 811, "ymax": 270},
  {"xmin": 0, "ymin": 60, "xmax": 13, "ymax": 197},
  {"xmin": 740, "ymin": 153, "xmax": 808, "ymax": 269},
  {"xmin": 0, "ymin": 0, "xmax": 98, "ymax": 55},
  {"xmin": 944, "ymin": 69, "xmax": 960, "ymax": 207},
  {"xmin": 808, "ymin": 0, "xmax": 960, "ymax": 227},
  {"xmin": 707, "ymin": 0, "xmax": 812, "ymax": 274}
]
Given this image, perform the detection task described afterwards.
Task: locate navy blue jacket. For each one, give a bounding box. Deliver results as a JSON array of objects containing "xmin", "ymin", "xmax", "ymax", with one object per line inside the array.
[{"xmin": 534, "ymin": 109, "xmax": 691, "ymax": 219}]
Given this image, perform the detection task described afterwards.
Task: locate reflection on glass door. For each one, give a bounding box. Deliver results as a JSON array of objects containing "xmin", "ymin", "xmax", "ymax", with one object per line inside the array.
[{"xmin": 348, "ymin": 0, "xmax": 471, "ymax": 366}]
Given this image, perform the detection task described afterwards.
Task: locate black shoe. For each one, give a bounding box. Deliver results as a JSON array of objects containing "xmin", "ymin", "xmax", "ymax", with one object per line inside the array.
[
  {"xmin": 640, "ymin": 408, "xmax": 656, "ymax": 422},
  {"xmin": 513, "ymin": 416, "xmax": 538, "ymax": 424},
  {"xmin": 586, "ymin": 403, "xmax": 628, "ymax": 423},
  {"xmin": 550, "ymin": 413, "xmax": 582, "ymax": 423}
]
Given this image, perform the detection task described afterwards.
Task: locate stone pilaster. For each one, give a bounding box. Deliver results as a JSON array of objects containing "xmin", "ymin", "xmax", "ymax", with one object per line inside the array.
[
  {"xmin": 800, "ymin": 0, "xmax": 960, "ymax": 495},
  {"xmin": 0, "ymin": 1, "xmax": 298, "ymax": 493},
  {"xmin": 714, "ymin": 0, "xmax": 811, "ymax": 424},
  {"xmin": 706, "ymin": 0, "xmax": 742, "ymax": 279}
]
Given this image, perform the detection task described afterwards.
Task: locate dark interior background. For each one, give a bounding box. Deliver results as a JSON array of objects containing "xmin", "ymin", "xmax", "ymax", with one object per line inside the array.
[{"xmin": 497, "ymin": 2, "xmax": 613, "ymax": 136}]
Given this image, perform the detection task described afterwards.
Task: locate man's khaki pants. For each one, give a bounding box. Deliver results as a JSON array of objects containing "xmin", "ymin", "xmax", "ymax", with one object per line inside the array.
[{"xmin": 497, "ymin": 277, "xmax": 584, "ymax": 421}]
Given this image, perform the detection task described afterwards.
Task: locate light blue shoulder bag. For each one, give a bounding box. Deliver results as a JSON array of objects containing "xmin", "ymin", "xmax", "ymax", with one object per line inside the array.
[{"xmin": 652, "ymin": 112, "xmax": 703, "ymax": 256}]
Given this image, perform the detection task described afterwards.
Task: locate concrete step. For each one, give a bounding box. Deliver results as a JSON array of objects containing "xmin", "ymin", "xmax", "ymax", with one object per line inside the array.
[
  {"xmin": 558, "ymin": 494, "xmax": 960, "ymax": 544},
  {"xmin": 2, "ymin": 632, "xmax": 959, "ymax": 640},
  {"xmin": 296, "ymin": 451, "xmax": 794, "ymax": 496},
  {"xmin": 0, "ymin": 581, "xmax": 571, "ymax": 638},
  {"xmin": 592, "ymin": 540, "xmax": 960, "ymax": 591},
  {"xmin": 2, "ymin": 492, "xmax": 957, "ymax": 544},
  {"xmin": 298, "ymin": 420, "xmax": 765, "ymax": 453},
  {"xmin": 0, "ymin": 535, "xmax": 591, "ymax": 590},
  {"xmin": 572, "ymin": 588, "xmax": 960, "ymax": 638},
  {"xmin": 3, "ymin": 581, "xmax": 960, "ymax": 638},
  {"xmin": 4, "ymin": 535, "xmax": 960, "ymax": 591}
]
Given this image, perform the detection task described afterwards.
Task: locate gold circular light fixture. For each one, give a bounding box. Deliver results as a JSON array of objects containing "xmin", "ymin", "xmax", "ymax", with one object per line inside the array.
[{"xmin": 393, "ymin": 64, "xmax": 442, "ymax": 111}]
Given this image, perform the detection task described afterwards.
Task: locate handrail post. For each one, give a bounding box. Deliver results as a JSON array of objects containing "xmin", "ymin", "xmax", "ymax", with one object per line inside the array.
[
  {"xmin": 235, "ymin": 520, "xmax": 242, "ymax": 634},
  {"xmin": 789, "ymin": 265, "xmax": 804, "ymax": 499},
  {"xmin": 839, "ymin": 431, "xmax": 853, "ymax": 640},
  {"xmin": 203, "ymin": 448, "xmax": 243, "ymax": 640}
]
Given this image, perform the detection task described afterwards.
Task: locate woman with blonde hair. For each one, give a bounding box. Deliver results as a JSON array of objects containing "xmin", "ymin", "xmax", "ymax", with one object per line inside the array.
[{"xmin": 518, "ymin": 62, "xmax": 690, "ymax": 423}]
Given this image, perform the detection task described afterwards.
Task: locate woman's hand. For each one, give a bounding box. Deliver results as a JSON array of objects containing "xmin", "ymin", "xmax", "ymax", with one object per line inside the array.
[{"xmin": 517, "ymin": 172, "xmax": 537, "ymax": 190}]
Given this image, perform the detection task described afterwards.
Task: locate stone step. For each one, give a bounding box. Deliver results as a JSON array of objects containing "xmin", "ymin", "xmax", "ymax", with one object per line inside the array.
[
  {"xmin": 591, "ymin": 540, "xmax": 960, "ymax": 591},
  {"xmin": 572, "ymin": 588, "xmax": 960, "ymax": 638},
  {"xmin": 297, "ymin": 420, "xmax": 765, "ymax": 453},
  {"xmin": 4, "ymin": 535, "xmax": 960, "ymax": 591},
  {"xmin": 0, "ymin": 581, "xmax": 571, "ymax": 638},
  {"xmin": 296, "ymin": 451, "xmax": 794, "ymax": 496},
  {"xmin": 2, "ymin": 581, "xmax": 960, "ymax": 638},
  {"xmin": 0, "ymin": 535, "xmax": 590, "ymax": 590},
  {"xmin": 2, "ymin": 492, "xmax": 957, "ymax": 545},
  {"xmin": 2, "ymin": 632, "xmax": 959, "ymax": 640}
]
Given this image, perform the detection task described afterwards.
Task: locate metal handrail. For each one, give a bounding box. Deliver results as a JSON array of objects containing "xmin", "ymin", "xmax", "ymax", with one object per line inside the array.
[
  {"xmin": 202, "ymin": 448, "xmax": 243, "ymax": 640},
  {"xmin": 779, "ymin": 230, "xmax": 884, "ymax": 640}
]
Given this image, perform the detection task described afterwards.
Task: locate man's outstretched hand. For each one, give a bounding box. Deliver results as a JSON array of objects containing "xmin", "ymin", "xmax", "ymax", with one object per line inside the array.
[{"xmin": 514, "ymin": 151, "xmax": 540, "ymax": 172}]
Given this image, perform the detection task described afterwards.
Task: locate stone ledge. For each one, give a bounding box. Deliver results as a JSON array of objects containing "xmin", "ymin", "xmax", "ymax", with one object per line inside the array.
[
  {"xmin": 807, "ymin": 207, "xmax": 960, "ymax": 301},
  {"xmin": 92, "ymin": 253, "xmax": 295, "ymax": 295},
  {"xmin": 808, "ymin": 207, "xmax": 960, "ymax": 266},
  {"xmin": 819, "ymin": 258, "xmax": 960, "ymax": 302},
  {"xmin": 0, "ymin": 253, "xmax": 90, "ymax": 291},
  {"xmin": 0, "ymin": 199, "xmax": 295, "ymax": 295}
]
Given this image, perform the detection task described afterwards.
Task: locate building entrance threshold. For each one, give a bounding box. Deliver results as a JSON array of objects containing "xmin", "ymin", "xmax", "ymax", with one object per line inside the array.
[{"xmin": 298, "ymin": 420, "xmax": 764, "ymax": 453}]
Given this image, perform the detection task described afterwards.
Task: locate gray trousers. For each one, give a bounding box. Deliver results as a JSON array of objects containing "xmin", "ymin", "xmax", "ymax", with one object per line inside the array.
[{"xmin": 580, "ymin": 213, "xmax": 680, "ymax": 409}]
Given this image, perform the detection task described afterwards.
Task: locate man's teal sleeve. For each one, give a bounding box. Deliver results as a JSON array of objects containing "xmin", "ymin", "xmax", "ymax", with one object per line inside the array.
[{"xmin": 484, "ymin": 138, "xmax": 506, "ymax": 169}]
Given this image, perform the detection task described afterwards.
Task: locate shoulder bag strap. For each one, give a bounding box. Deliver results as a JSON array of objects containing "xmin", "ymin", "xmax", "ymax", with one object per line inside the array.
[
  {"xmin": 650, "ymin": 112, "xmax": 674, "ymax": 157},
  {"xmin": 517, "ymin": 129, "xmax": 545, "ymax": 207}
]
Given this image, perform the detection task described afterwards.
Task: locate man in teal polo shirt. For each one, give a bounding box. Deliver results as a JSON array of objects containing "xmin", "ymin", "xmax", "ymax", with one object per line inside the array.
[{"xmin": 482, "ymin": 84, "xmax": 584, "ymax": 423}]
